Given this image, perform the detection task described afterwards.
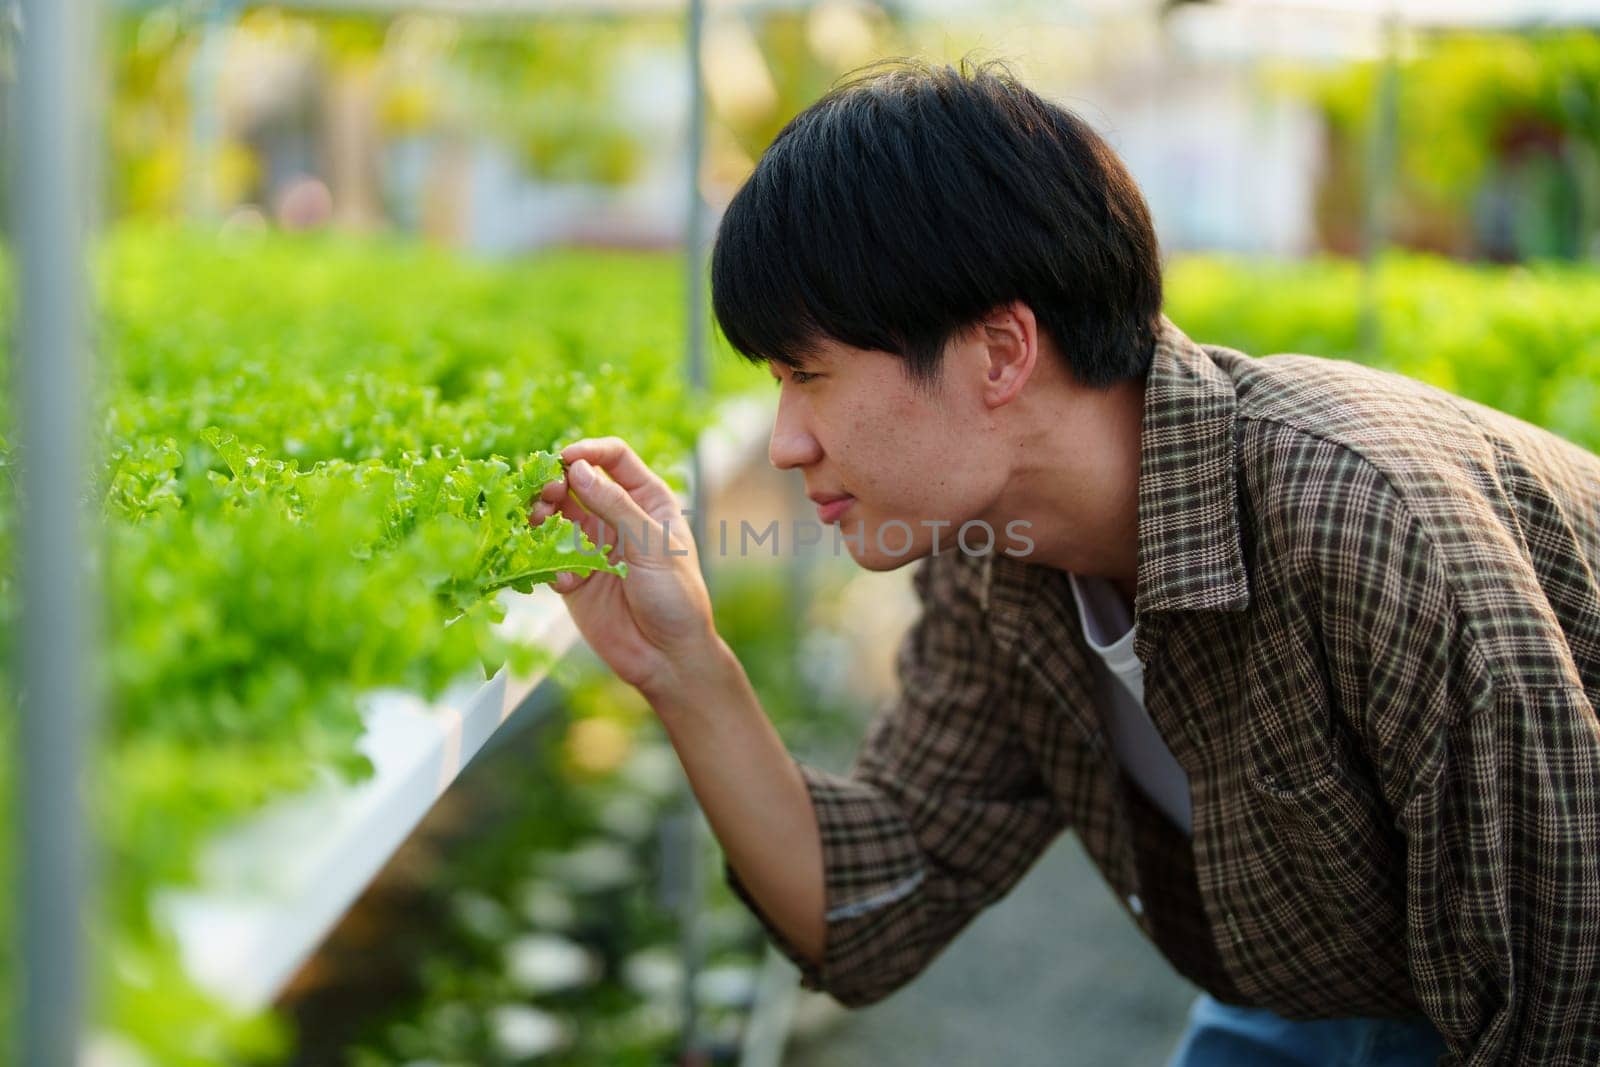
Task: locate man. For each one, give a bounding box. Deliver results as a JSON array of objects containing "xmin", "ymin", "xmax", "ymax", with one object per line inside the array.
[{"xmin": 528, "ymin": 60, "xmax": 1600, "ymax": 1065}]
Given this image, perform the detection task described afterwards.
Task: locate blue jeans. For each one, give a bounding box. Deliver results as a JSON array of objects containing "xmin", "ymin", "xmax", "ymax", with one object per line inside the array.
[{"xmin": 1165, "ymin": 993, "xmax": 1450, "ymax": 1067}]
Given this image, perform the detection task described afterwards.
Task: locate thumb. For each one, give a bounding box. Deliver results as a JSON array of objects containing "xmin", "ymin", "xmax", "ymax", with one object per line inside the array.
[{"xmin": 566, "ymin": 458, "xmax": 652, "ymax": 552}]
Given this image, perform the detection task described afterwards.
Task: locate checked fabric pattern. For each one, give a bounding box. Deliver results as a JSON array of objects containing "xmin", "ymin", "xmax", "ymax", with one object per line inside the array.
[{"xmin": 725, "ymin": 318, "xmax": 1600, "ymax": 1066}]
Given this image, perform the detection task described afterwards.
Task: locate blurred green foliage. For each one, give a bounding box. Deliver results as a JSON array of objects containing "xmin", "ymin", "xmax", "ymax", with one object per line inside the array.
[
  {"xmin": 105, "ymin": 3, "xmax": 908, "ymax": 223},
  {"xmin": 334, "ymin": 708, "xmax": 690, "ymax": 1065},
  {"xmin": 336, "ymin": 563, "xmax": 865, "ymax": 1065},
  {"xmin": 452, "ymin": 23, "xmax": 670, "ymax": 186},
  {"xmin": 106, "ymin": 7, "xmax": 660, "ymax": 218},
  {"xmin": 1281, "ymin": 31, "xmax": 1600, "ymax": 257},
  {"xmin": 1165, "ymin": 252, "xmax": 1600, "ymax": 452}
]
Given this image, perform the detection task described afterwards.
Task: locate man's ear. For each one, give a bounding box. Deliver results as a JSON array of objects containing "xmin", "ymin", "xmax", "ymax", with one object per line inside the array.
[{"xmin": 979, "ymin": 301, "xmax": 1039, "ymax": 408}]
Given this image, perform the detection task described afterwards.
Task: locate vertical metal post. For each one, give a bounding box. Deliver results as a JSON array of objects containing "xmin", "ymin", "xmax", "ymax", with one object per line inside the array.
[
  {"xmin": 1358, "ymin": 10, "xmax": 1400, "ymax": 359},
  {"xmin": 12, "ymin": 0, "xmax": 98, "ymax": 1062},
  {"xmin": 667, "ymin": 0, "xmax": 710, "ymax": 1059}
]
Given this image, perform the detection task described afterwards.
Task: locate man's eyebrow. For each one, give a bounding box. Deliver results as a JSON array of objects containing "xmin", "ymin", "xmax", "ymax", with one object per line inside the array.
[{"xmin": 764, "ymin": 347, "xmax": 826, "ymax": 377}]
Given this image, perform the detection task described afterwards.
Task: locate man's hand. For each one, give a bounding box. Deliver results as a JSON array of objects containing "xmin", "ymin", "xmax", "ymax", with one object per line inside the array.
[
  {"xmin": 528, "ymin": 436, "xmax": 720, "ymax": 699},
  {"xmin": 531, "ymin": 440, "xmax": 828, "ymax": 980}
]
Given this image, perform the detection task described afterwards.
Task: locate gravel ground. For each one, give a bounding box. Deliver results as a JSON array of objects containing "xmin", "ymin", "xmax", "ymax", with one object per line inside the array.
[{"xmin": 781, "ymin": 831, "xmax": 1200, "ymax": 1067}]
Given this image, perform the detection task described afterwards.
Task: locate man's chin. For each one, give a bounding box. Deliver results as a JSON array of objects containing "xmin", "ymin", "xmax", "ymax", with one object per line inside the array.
[
  {"xmin": 839, "ymin": 537, "xmax": 932, "ymax": 572},
  {"xmin": 845, "ymin": 552, "xmax": 898, "ymax": 573}
]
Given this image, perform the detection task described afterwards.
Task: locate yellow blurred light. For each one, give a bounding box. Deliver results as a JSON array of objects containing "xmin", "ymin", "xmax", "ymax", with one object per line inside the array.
[
  {"xmin": 703, "ymin": 16, "xmax": 778, "ymax": 128},
  {"xmin": 564, "ymin": 717, "xmax": 634, "ymax": 778},
  {"xmin": 806, "ymin": 1, "xmax": 882, "ymax": 71}
]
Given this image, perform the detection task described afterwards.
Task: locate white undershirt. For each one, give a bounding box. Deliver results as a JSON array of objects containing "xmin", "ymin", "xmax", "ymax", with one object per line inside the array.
[{"xmin": 1066, "ymin": 572, "xmax": 1194, "ymax": 837}]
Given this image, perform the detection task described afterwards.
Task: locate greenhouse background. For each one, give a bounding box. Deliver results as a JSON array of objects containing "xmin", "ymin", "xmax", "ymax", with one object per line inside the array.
[{"xmin": 3, "ymin": 0, "xmax": 1599, "ymax": 1064}]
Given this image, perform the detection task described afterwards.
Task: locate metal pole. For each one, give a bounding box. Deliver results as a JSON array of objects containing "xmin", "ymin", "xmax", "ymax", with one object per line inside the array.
[
  {"xmin": 1358, "ymin": 9, "xmax": 1400, "ymax": 360},
  {"xmin": 12, "ymin": 0, "xmax": 98, "ymax": 1062},
  {"xmin": 665, "ymin": 0, "xmax": 710, "ymax": 1059}
]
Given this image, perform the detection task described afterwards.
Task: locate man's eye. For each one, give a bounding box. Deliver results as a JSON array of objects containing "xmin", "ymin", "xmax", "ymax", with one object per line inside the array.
[{"xmin": 772, "ymin": 367, "xmax": 819, "ymax": 387}]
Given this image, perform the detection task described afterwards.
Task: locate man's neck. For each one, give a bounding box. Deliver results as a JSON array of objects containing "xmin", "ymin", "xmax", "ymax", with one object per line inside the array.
[{"xmin": 993, "ymin": 374, "xmax": 1145, "ymax": 597}]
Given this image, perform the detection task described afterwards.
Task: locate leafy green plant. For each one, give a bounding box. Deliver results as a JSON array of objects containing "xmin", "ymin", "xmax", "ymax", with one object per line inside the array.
[{"xmin": 0, "ymin": 223, "xmax": 751, "ymax": 1066}]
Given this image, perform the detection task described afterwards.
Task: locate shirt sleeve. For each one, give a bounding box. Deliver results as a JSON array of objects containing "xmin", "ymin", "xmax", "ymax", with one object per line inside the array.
[
  {"xmin": 723, "ymin": 552, "xmax": 1069, "ymax": 1009},
  {"xmin": 1398, "ymin": 682, "xmax": 1600, "ymax": 1066}
]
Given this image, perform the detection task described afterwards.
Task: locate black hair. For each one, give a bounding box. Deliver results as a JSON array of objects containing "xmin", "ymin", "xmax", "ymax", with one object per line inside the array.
[{"xmin": 710, "ymin": 56, "xmax": 1163, "ymax": 391}]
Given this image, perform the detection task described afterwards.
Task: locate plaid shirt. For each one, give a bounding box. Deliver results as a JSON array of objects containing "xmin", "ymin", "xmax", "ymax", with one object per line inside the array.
[{"xmin": 724, "ymin": 317, "xmax": 1600, "ymax": 1066}]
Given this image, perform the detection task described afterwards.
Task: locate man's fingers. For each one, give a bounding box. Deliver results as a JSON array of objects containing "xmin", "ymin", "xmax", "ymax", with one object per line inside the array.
[
  {"xmin": 559, "ymin": 438, "xmax": 677, "ymax": 516},
  {"xmin": 564, "ymin": 458, "xmax": 656, "ymax": 542},
  {"xmin": 551, "ymin": 570, "xmax": 591, "ymax": 595},
  {"xmin": 536, "ymin": 481, "xmax": 626, "ymax": 565}
]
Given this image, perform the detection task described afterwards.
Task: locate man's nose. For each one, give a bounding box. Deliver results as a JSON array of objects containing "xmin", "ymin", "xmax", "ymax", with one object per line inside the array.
[{"xmin": 768, "ymin": 393, "xmax": 822, "ymax": 471}]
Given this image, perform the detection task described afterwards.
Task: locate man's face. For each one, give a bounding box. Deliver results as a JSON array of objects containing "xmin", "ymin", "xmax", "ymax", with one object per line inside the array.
[{"xmin": 766, "ymin": 332, "xmax": 1008, "ymax": 571}]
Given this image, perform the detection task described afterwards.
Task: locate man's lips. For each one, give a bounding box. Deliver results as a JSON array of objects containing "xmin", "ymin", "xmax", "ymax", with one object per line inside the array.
[{"xmin": 809, "ymin": 493, "xmax": 855, "ymax": 523}]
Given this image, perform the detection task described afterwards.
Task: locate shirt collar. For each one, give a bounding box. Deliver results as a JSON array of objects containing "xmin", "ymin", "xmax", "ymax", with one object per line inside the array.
[
  {"xmin": 1133, "ymin": 315, "xmax": 1250, "ymax": 616},
  {"xmin": 982, "ymin": 315, "xmax": 1250, "ymax": 648}
]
